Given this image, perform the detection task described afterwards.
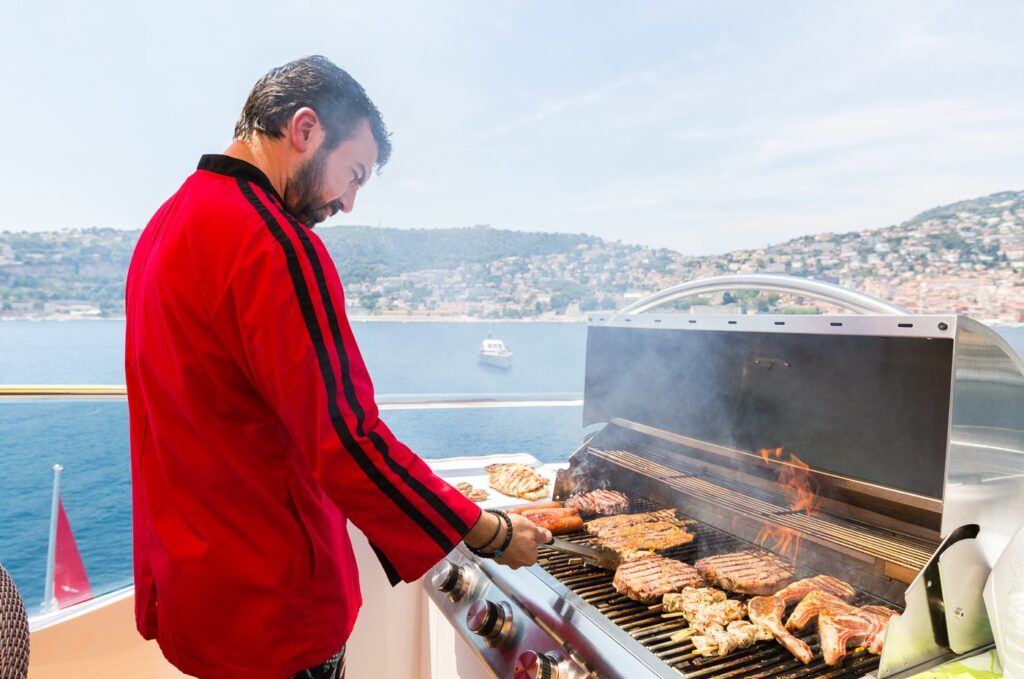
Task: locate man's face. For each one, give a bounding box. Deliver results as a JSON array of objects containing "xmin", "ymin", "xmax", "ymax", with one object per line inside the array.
[{"xmin": 284, "ymin": 118, "xmax": 378, "ymax": 226}]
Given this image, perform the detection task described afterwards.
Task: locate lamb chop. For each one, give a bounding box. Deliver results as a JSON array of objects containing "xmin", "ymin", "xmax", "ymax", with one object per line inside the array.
[
  {"xmin": 485, "ymin": 463, "xmax": 550, "ymax": 501},
  {"xmin": 564, "ymin": 489, "xmax": 629, "ymax": 516},
  {"xmin": 786, "ymin": 590, "xmax": 859, "ymax": 632},
  {"xmin": 747, "ymin": 596, "xmax": 814, "ymax": 664},
  {"xmin": 775, "ymin": 575, "xmax": 856, "ymax": 606},
  {"xmin": 819, "ymin": 605, "xmax": 898, "ymax": 666},
  {"xmin": 612, "ymin": 554, "xmax": 705, "ymax": 603},
  {"xmin": 860, "ymin": 606, "xmax": 899, "ymax": 655},
  {"xmin": 695, "ymin": 550, "xmax": 796, "ymax": 595}
]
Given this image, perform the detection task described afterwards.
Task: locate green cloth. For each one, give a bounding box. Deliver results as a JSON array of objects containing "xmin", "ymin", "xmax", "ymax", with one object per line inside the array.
[{"xmin": 911, "ymin": 649, "xmax": 1003, "ymax": 679}]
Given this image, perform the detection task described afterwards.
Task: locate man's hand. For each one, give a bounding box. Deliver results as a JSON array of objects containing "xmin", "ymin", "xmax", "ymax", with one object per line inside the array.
[
  {"xmin": 464, "ymin": 510, "xmax": 552, "ymax": 569},
  {"xmin": 493, "ymin": 513, "xmax": 551, "ymax": 569}
]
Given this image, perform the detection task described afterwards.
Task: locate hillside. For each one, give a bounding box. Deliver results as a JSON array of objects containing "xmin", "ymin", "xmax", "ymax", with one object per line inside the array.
[{"xmin": 1, "ymin": 190, "xmax": 1022, "ymax": 321}]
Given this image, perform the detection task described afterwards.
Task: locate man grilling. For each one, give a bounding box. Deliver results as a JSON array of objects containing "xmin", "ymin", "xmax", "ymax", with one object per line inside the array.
[{"xmin": 125, "ymin": 55, "xmax": 551, "ymax": 679}]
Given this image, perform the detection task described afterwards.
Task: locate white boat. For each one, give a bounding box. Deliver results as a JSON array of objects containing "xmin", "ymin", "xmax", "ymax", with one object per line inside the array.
[{"xmin": 478, "ymin": 338, "xmax": 512, "ymax": 369}]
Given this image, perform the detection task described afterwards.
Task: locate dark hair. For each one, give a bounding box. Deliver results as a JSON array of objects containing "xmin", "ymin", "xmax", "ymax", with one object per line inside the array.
[{"xmin": 234, "ymin": 55, "xmax": 392, "ymax": 171}]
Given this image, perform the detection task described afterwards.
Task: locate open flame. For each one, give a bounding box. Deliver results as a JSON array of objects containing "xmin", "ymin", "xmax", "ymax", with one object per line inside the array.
[{"xmin": 754, "ymin": 447, "xmax": 820, "ymax": 561}]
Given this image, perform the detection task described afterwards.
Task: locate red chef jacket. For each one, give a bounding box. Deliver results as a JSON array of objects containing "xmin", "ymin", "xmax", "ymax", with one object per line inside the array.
[{"xmin": 125, "ymin": 154, "xmax": 482, "ymax": 679}]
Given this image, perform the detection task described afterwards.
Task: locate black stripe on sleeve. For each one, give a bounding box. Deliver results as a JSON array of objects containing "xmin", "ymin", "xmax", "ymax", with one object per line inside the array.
[
  {"xmin": 277, "ymin": 209, "xmax": 471, "ymax": 536},
  {"xmin": 369, "ymin": 541, "xmax": 403, "ymax": 587},
  {"xmin": 236, "ymin": 180, "xmax": 455, "ymax": 554}
]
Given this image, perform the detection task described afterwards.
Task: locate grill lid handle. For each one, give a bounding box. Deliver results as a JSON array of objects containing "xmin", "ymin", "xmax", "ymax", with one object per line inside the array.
[{"xmin": 611, "ymin": 274, "xmax": 909, "ymax": 318}]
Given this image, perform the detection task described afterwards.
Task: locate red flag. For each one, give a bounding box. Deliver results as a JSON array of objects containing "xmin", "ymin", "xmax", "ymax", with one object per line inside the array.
[{"xmin": 54, "ymin": 499, "xmax": 92, "ymax": 608}]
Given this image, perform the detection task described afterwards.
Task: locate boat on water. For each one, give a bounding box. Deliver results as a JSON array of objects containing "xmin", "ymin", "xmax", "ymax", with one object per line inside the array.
[
  {"xmin": 8, "ymin": 276, "xmax": 1024, "ymax": 679},
  {"xmin": 478, "ymin": 337, "xmax": 513, "ymax": 369}
]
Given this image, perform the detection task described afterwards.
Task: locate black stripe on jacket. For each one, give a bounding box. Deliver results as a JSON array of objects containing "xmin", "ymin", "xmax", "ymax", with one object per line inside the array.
[
  {"xmin": 236, "ymin": 179, "xmax": 456, "ymax": 557},
  {"xmin": 274, "ymin": 207, "xmax": 471, "ymax": 536}
]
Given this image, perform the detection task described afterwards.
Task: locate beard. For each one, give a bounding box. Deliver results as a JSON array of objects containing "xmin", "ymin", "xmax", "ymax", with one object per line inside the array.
[{"xmin": 283, "ymin": 148, "xmax": 331, "ymax": 227}]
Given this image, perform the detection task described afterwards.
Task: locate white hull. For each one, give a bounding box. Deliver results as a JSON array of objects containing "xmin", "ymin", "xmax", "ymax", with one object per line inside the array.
[{"xmin": 478, "ymin": 352, "xmax": 511, "ymax": 369}]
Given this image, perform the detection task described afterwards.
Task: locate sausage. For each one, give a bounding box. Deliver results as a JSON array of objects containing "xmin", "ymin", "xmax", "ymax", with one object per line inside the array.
[
  {"xmin": 521, "ymin": 507, "xmax": 579, "ymax": 521},
  {"xmin": 535, "ymin": 516, "xmax": 584, "ymax": 535},
  {"xmin": 508, "ymin": 501, "xmax": 562, "ymax": 515}
]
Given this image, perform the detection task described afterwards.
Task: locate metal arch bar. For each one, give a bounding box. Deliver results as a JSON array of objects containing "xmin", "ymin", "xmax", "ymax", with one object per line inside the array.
[{"xmin": 612, "ymin": 274, "xmax": 909, "ymax": 318}]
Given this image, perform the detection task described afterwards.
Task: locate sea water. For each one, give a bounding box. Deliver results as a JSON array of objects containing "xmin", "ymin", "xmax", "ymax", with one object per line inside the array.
[{"xmin": 2, "ymin": 320, "xmax": 1023, "ymax": 608}]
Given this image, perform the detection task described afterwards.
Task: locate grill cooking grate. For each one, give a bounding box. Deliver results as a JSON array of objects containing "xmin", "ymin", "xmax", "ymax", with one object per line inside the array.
[
  {"xmin": 589, "ymin": 447, "xmax": 937, "ymax": 571},
  {"xmin": 536, "ymin": 497, "xmax": 900, "ymax": 678}
]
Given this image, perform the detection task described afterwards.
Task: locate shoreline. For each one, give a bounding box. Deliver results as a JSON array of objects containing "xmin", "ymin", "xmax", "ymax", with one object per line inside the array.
[
  {"xmin": 3, "ymin": 314, "xmax": 1022, "ymax": 328},
  {"xmin": 0, "ymin": 314, "xmax": 591, "ymax": 324}
]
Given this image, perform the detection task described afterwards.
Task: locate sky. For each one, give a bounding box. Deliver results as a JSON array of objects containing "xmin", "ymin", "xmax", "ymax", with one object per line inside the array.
[{"xmin": 1, "ymin": 1, "xmax": 1022, "ymax": 255}]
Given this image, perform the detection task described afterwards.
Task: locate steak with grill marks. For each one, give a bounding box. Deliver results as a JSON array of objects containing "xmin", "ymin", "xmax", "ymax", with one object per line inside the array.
[
  {"xmin": 611, "ymin": 554, "xmax": 705, "ymax": 603},
  {"xmin": 694, "ymin": 550, "xmax": 796, "ymax": 595},
  {"xmin": 775, "ymin": 575, "xmax": 856, "ymax": 606},
  {"xmin": 485, "ymin": 463, "xmax": 550, "ymax": 501},
  {"xmin": 584, "ymin": 509, "xmax": 681, "ymax": 537},
  {"xmin": 819, "ymin": 605, "xmax": 898, "ymax": 666},
  {"xmin": 593, "ymin": 521, "xmax": 695, "ymax": 553},
  {"xmin": 564, "ymin": 489, "xmax": 629, "ymax": 516}
]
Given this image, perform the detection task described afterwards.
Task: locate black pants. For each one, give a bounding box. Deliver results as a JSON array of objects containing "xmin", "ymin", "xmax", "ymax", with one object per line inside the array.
[{"xmin": 293, "ymin": 646, "xmax": 346, "ymax": 679}]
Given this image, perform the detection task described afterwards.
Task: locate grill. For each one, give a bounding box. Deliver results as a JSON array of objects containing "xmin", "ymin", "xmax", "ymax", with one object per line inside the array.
[
  {"xmin": 425, "ymin": 276, "xmax": 1024, "ymax": 679},
  {"xmin": 535, "ymin": 497, "xmax": 893, "ymax": 678}
]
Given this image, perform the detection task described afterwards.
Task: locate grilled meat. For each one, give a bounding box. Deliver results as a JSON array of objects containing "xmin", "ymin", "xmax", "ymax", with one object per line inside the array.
[
  {"xmin": 564, "ymin": 489, "xmax": 629, "ymax": 516},
  {"xmin": 612, "ymin": 554, "xmax": 705, "ymax": 603},
  {"xmin": 775, "ymin": 575, "xmax": 856, "ymax": 606},
  {"xmin": 594, "ymin": 521, "xmax": 695, "ymax": 553},
  {"xmin": 747, "ymin": 596, "xmax": 814, "ymax": 665},
  {"xmin": 485, "ymin": 463, "xmax": 550, "ymax": 501},
  {"xmin": 508, "ymin": 501, "xmax": 561, "ymax": 515},
  {"xmin": 695, "ymin": 550, "xmax": 796, "ymax": 595},
  {"xmin": 584, "ymin": 509, "xmax": 681, "ymax": 537},
  {"xmin": 690, "ymin": 599, "xmax": 747, "ymax": 631},
  {"xmin": 662, "ymin": 587, "xmax": 726, "ymax": 617},
  {"xmin": 786, "ymin": 590, "xmax": 858, "ymax": 633},
  {"xmin": 583, "ymin": 510, "xmax": 694, "ymax": 554},
  {"xmin": 819, "ymin": 605, "xmax": 898, "ymax": 666},
  {"xmin": 528, "ymin": 514, "xmax": 584, "ymax": 535},
  {"xmin": 692, "ymin": 619, "xmax": 774, "ymax": 657},
  {"xmin": 860, "ymin": 606, "xmax": 900, "ymax": 655},
  {"xmin": 455, "ymin": 482, "xmax": 488, "ymax": 502}
]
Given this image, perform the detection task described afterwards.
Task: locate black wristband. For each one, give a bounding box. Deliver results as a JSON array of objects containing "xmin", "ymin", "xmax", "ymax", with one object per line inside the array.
[
  {"xmin": 466, "ymin": 509, "xmax": 513, "ymax": 559},
  {"xmin": 470, "ymin": 512, "xmax": 502, "ymax": 551},
  {"xmin": 489, "ymin": 510, "xmax": 514, "ymax": 557}
]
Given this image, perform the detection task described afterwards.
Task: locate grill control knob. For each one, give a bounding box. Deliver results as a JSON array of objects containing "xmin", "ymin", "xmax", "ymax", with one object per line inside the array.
[
  {"xmin": 513, "ymin": 650, "xmax": 558, "ymax": 679},
  {"xmin": 431, "ymin": 561, "xmax": 465, "ymax": 598},
  {"xmin": 466, "ymin": 599, "xmax": 513, "ymax": 645}
]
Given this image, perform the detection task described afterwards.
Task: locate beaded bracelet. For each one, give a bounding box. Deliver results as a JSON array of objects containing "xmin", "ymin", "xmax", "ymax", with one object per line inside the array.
[{"xmin": 466, "ymin": 509, "xmax": 514, "ymax": 559}]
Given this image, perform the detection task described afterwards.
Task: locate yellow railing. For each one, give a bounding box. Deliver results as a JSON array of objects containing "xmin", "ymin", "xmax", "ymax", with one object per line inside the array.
[
  {"xmin": 0, "ymin": 385, "xmax": 127, "ymax": 398},
  {"xmin": 0, "ymin": 385, "xmax": 583, "ymax": 409}
]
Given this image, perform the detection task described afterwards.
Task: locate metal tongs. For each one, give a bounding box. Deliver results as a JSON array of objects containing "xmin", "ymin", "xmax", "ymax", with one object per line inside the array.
[{"xmin": 544, "ymin": 536, "xmax": 621, "ymax": 571}]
